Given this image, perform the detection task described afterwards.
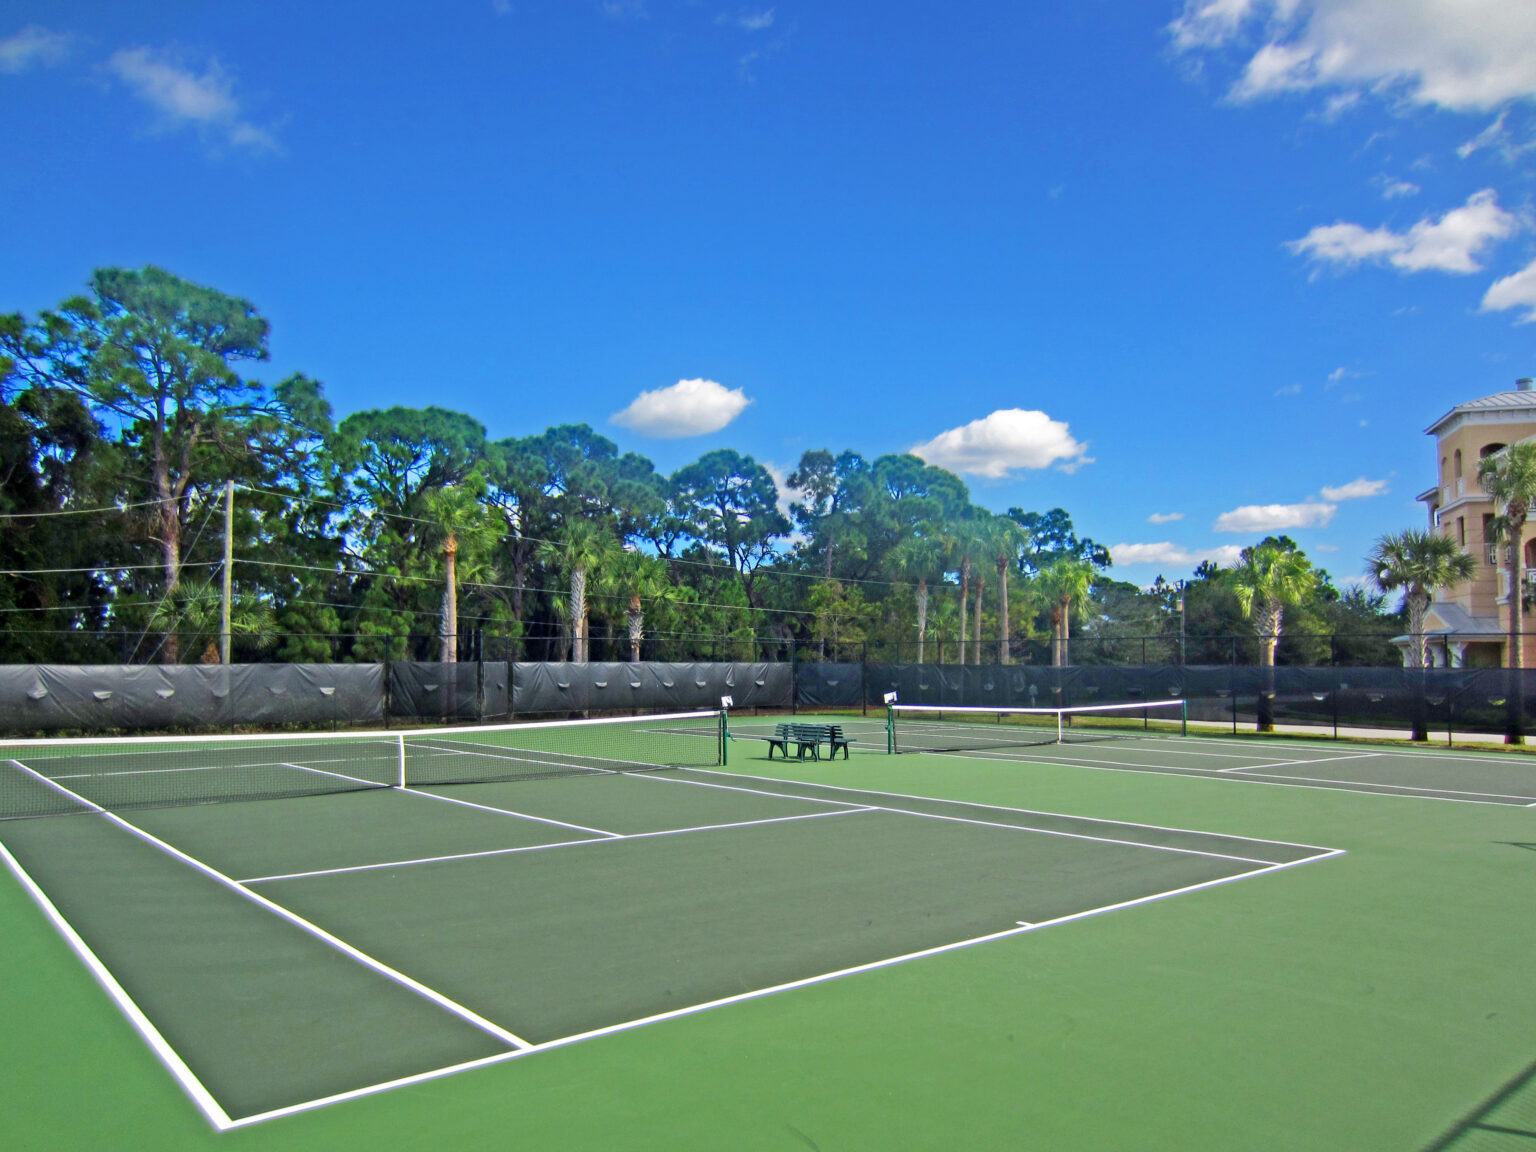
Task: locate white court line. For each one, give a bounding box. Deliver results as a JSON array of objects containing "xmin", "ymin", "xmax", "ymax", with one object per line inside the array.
[
  {"xmin": 279, "ymin": 762, "xmax": 393, "ymax": 789},
  {"xmin": 859, "ymin": 804, "xmax": 1279, "ymax": 865},
  {"xmin": 681, "ymin": 766, "xmax": 1339, "ymax": 857},
  {"xmin": 1036, "ymin": 743, "xmax": 1296, "ymax": 763},
  {"xmin": 221, "ymin": 843, "xmax": 1345, "ymax": 1130},
  {"xmin": 401, "ymin": 739, "xmax": 702, "ymax": 777},
  {"xmin": 1217, "ymin": 769, "xmax": 1536, "ymax": 802},
  {"xmin": 957, "ymin": 744, "xmax": 1536, "ymax": 801},
  {"xmin": 636, "ymin": 770, "xmax": 1280, "ymax": 866},
  {"xmin": 935, "ymin": 745, "xmax": 1536, "ymax": 806},
  {"xmin": 397, "ymin": 786, "xmax": 622, "ymax": 838},
  {"xmin": 1217, "ymin": 753, "xmax": 1383, "ymax": 774},
  {"xmin": 52, "ymin": 756, "xmax": 355, "ymax": 780},
  {"xmin": 1137, "ymin": 730, "xmax": 1536, "ymax": 767},
  {"xmin": 239, "ymin": 806, "xmax": 877, "ymax": 884},
  {"xmin": 3, "ymin": 760, "xmax": 533, "ymax": 1108},
  {"xmin": 0, "ymin": 834, "xmax": 234, "ymax": 1131}
]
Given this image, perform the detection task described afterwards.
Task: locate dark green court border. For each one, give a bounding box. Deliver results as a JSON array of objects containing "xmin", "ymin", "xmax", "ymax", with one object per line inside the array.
[{"xmin": 0, "ymin": 770, "xmax": 1336, "ymax": 1127}]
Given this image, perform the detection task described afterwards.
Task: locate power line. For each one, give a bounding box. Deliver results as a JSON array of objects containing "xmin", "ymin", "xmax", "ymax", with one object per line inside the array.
[{"xmin": 0, "ymin": 497, "xmax": 167, "ymax": 520}]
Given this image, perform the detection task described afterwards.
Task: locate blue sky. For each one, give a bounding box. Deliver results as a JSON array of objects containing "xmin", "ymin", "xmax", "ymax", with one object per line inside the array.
[{"xmin": 3, "ymin": 1, "xmax": 1534, "ymax": 591}]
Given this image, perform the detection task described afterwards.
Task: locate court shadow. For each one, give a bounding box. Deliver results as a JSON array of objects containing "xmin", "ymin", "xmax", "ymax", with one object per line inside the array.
[{"xmin": 1420, "ymin": 1057, "xmax": 1536, "ymax": 1150}]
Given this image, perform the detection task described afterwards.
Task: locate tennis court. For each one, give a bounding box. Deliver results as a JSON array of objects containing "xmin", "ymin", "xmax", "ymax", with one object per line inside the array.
[
  {"xmin": 894, "ymin": 726, "xmax": 1536, "ymax": 806},
  {"xmin": 735, "ymin": 702, "xmax": 1536, "ymax": 805},
  {"xmin": 3, "ymin": 706, "xmax": 1534, "ymax": 1150},
  {"xmin": 0, "ymin": 709, "xmax": 1335, "ymax": 1128}
]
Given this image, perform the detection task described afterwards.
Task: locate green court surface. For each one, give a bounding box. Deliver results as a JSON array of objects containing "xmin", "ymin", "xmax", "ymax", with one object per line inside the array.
[{"xmin": 2, "ymin": 720, "xmax": 1534, "ymax": 1150}]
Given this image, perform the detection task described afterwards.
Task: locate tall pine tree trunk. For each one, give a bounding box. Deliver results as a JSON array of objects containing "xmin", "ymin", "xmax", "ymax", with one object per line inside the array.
[
  {"xmin": 958, "ymin": 561, "xmax": 970, "ymax": 666},
  {"xmin": 915, "ymin": 580, "xmax": 928, "ymax": 664},
  {"xmin": 973, "ymin": 575, "xmax": 985, "ymax": 665},
  {"xmin": 997, "ymin": 562, "xmax": 1010, "ymax": 665},
  {"xmin": 441, "ymin": 535, "xmax": 458, "ymax": 663},
  {"xmin": 570, "ymin": 566, "xmax": 587, "ymax": 663}
]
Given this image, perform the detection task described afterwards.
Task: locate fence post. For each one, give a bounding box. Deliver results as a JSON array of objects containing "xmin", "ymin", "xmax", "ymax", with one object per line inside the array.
[
  {"xmin": 861, "ymin": 642, "xmax": 869, "ymax": 717},
  {"xmin": 790, "ymin": 642, "xmax": 798, "ymax": 716},
  {"xmin": 475, "ymin": 629, "xmax": 486, "ymax": 725}
]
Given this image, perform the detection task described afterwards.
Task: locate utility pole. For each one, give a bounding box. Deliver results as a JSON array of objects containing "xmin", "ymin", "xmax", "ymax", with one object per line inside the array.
[
  {"xmin": 1176, "ymin": 580, "xmax": 1187, "ymax": 666},
  {"xmin": 220, "ymin": 480, "xmax": 234, "ymax": 665}
]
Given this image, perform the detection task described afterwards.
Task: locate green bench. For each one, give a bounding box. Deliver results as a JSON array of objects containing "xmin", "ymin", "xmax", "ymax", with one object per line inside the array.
[{"xmin": 767, "ymin": 722, "xmax": 851, "ymax": 761}]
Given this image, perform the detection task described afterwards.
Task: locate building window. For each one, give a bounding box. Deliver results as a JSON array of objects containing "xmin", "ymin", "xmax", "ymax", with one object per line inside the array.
[
  {"xmin": 1458, "ymin": 516, "xmax": 1465, "ymax": 546},
  {"xmin": 1483, "ymin": 514, "xmax": 1500, "ymax": 566}
]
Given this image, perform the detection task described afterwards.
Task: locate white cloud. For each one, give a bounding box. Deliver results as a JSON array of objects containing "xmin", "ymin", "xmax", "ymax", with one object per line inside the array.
[
  {"xmin": 1287, "ymin": 190, "xmax": 1518, "ymax": 275},
  {"xmin": 1482, "ymin": 257, "xmax": 1536, "ymax": 323},
  {"xmin": 1213, "ymin": 502, "xmax": 1337, "ymax": 533},
  {"xmin": 909, "ymin": 408, "xmax": 1091, "ymax": 479},
  {"xmin": 601, "ymin": 1, "xmax": 649, "ymax": 20},
  {"xmin": 1319, "ymin": 476, "xmax": 1388, "ymax": 500},
  {"xmin": 1148, "ymin": 512, "xmax": 1185, "ymax": 524},
  {"xmin": 108, "ymin": 47, "xmax": 277, "ymax": 153},
  {"xmin": 1458, "ymin": 110, "xmax": 1510, "ymax": 158},
  {"xmin": 610, "ymin": 378, "xmax": 751, "ymax": 438},
  {"xmin": 1275, "ymin": 383, "xmax": 1303, "ymax": 396},
  {"xmin": 1109, "ymin": 542, "xmax": 1245, "ymax": 568},
  {"xmin": 1169, "ymin": 0, "xmax": 1536, "ymax": 112},
  {"xmin": 0, "ymin": 25, "xmax": 70, "ymax": 72},
  {"xmin": 719, "ymin": 9, "xmax": 775, "ymax": 31},
  {"xmin": 1379, "ymin": 179, "xmax": 1420, "ymax": 200},
  {"xmin": 1167, "ymin": 0, "xmax": 1261, "ymax": 51},
  {"xmin": 761, "ymin": 461, "xmax": 796, "ymax": 521}
]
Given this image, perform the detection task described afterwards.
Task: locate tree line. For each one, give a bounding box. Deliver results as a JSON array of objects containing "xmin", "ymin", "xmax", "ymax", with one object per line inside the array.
[{"xmin": 0, "ymin": 266, "xmax": 1411, "ymax": 667}]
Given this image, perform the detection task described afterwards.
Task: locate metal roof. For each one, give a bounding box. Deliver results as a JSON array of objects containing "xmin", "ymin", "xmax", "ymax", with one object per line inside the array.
[{"xmin": 1425, "ymin": 389, "xmax": 1536, "ymax": 435}]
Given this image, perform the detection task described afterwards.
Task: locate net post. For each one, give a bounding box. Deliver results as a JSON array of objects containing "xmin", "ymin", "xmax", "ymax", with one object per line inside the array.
[
  {"xmin": 719, "ymin": 708, "xmax": 729, "ymax": 766},
  {"xmin": 1056, "ymin": 708, "xmax": 1064, "ymax": 744},
  {"xmin": 886, "ymin": 703, "xmax": 895, "ymax": 754},
  {"xmin": 1181, "ymin": 699, "xmax": 1187, "ymax": 737},
  {"xmin": 397, "ymin": 734, "xmax": 407, "ymax": 788}
]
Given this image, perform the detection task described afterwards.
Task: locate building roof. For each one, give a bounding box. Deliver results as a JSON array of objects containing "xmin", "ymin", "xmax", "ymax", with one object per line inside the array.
[
  {"xmin": 1425, "ymin": 388, "xmax": 1536, "ymax": 436},
  {"xmin": 1422, "ymin": 600, "xmax": 1502, "ymax": 637}
]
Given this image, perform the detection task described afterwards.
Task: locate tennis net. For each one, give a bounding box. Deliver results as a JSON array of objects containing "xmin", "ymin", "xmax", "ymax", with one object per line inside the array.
[
  {"xmin": 0, "ymin": 710, "xmax": 725, "ymax": 820},
  {"xmin": 887, "ymin": 700, "xmax": 1186, "ymax": 753}
]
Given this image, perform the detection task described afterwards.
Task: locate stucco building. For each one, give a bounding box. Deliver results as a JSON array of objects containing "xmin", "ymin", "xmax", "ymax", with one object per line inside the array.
[{"xmin": 1416, "ymin": 377, "xmax": 1536, "ymax": 667}]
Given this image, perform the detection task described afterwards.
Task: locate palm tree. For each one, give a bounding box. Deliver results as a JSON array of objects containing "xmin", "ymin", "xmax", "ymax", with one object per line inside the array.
[
  {"xmin": 1228, "ymin": 541, "xmax": 1317, "ymax": 732},
  {"xmin": 1367, "ymin": 528, "xmax": 1476, "ymax": 742},
  {"xmin": 1229, "ymin": 543, "xmax": 1316, "ymax": 666},
  {"xmin": 1366, "ymin": 529, "xmax": 1476, "ymax": 670},
  {"xmin": 972, "ymin": 566, "xmax": 987, "ymax": 665},
  {"xmin": 887, "ymin": 534, "xmax": 948, "ymax": 663},
  {"xmin": 984, "ymin": 515, "xmax": 1028, "ymax": 664},
  {"xmin": 608, "ymin": 549, "xmax": 678, "ymax": 661},
  {"xmin": 1476, "ymin": 440, "xmax": 1536, "ymax": 742},
  {"xmin": 424, "ymin": 481, "xmax": 497, "ymax": 663},
  {"xmin": 946, "ymin": 517, "xmax": 989, "ymax": 665},
  {"xmin": 955, "ymin": 541, "xmax": 974, "ymax": 665},
  {"xmin": 141, "ymin": 583, "xmax": 278, "ymax": 664},
  {"xmin": 537, "ymin": 517, "xmax": 619, "ymax": 662},
  {"xmin": 1035, "ymin": 557, "xmax": 1094, "ymax": 667},
  {"xmin": 1477, "ymin": 442, "xmax": 1536, "ymax": 670}
]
